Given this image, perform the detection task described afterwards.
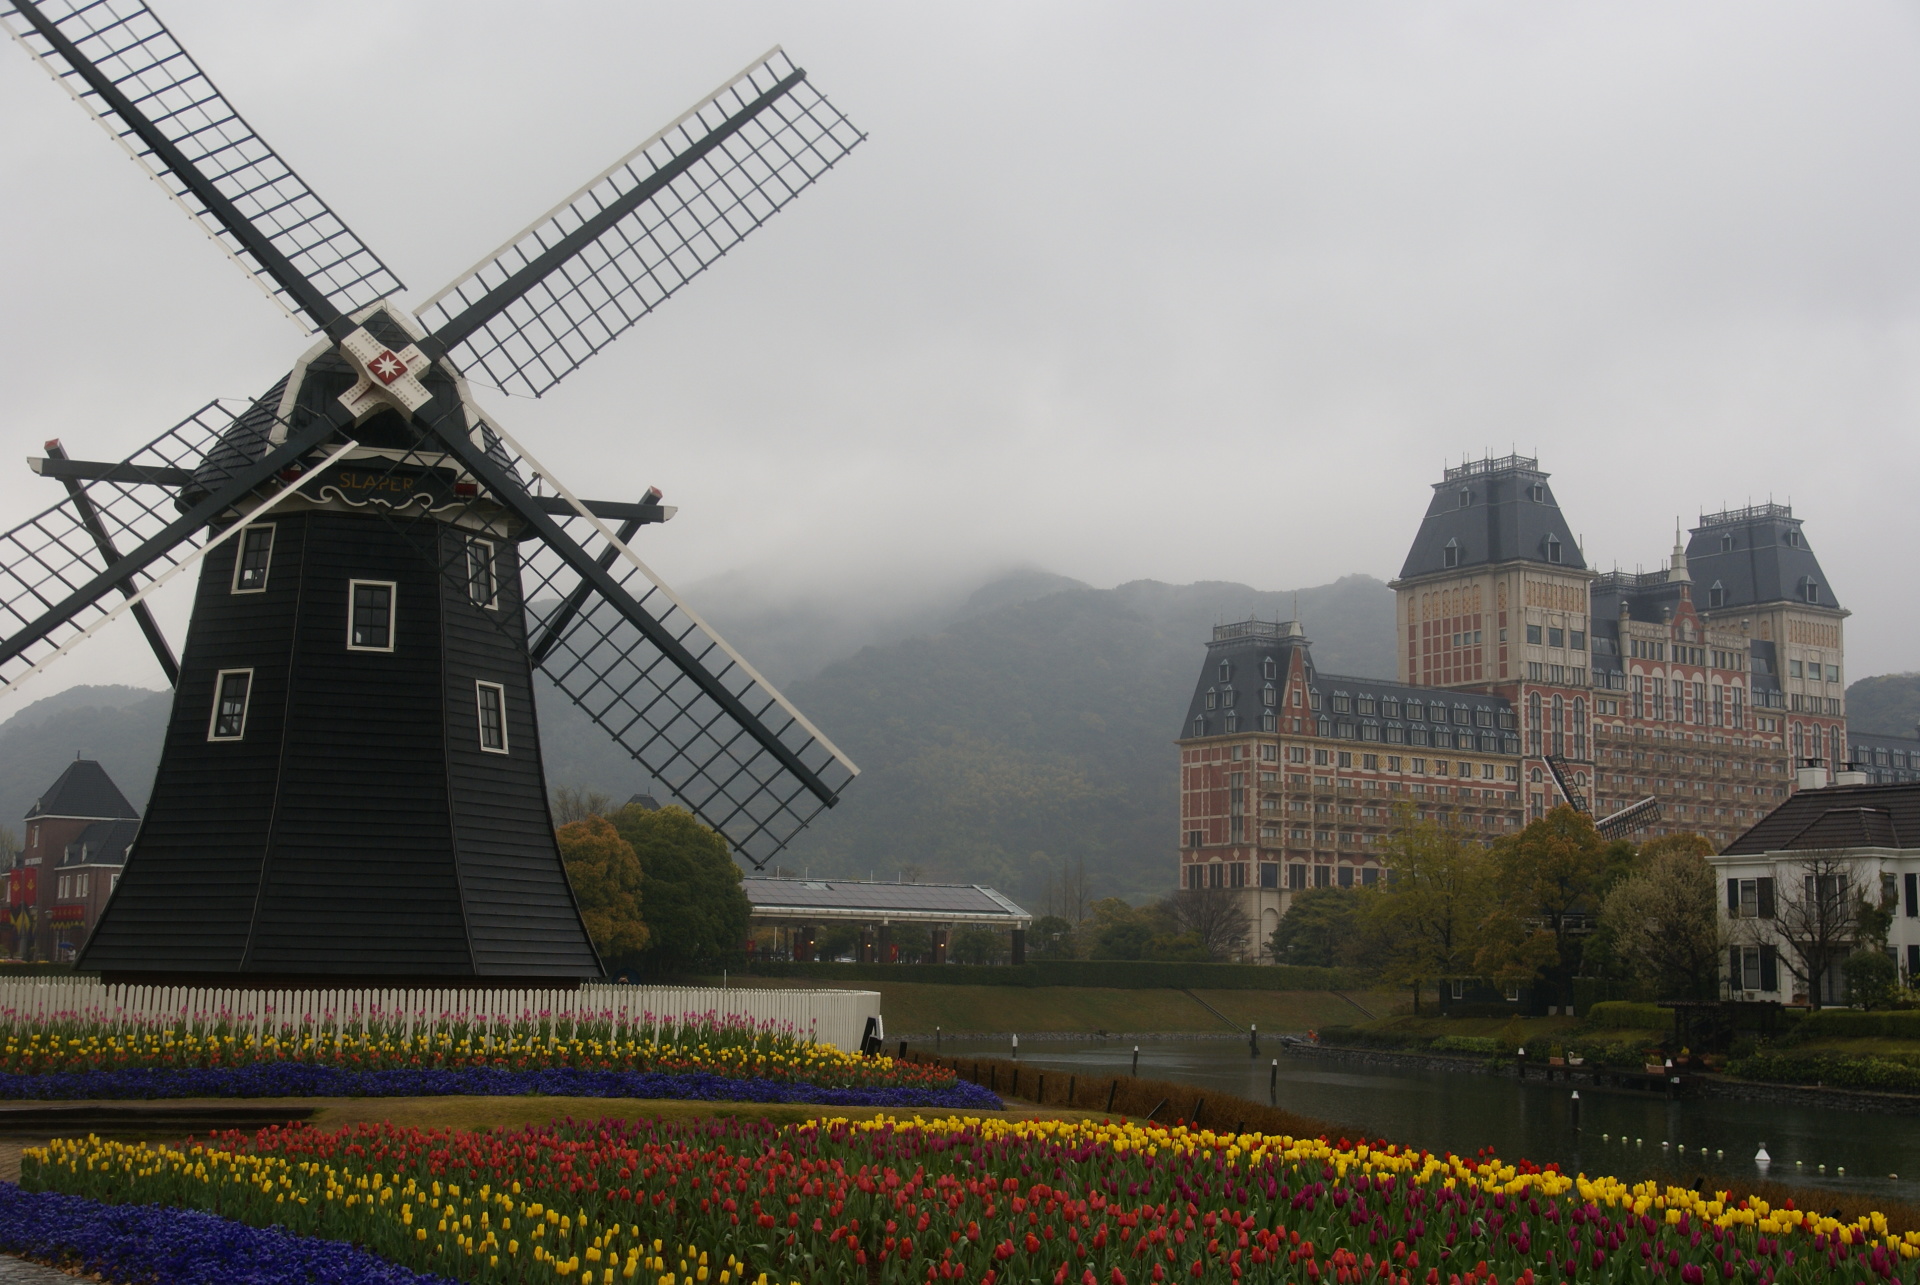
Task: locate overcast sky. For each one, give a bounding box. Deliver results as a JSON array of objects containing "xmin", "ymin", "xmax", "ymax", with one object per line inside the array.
[{"xmin": 3, "ymin": 0, "xmax": 1918, "ymax": 709}]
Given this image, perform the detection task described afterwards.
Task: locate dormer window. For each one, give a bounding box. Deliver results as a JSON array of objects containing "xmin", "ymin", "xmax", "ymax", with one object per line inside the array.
[
  {"xmin": 1544, "ymin": 534, "xmax": 1563, "ymax": 564},
  {"xmin": 1529, "ymin": 483, "xmax": 1546, "ymax": 503},
  {"xmin": 1785, "ymin": 528, "xmax": 1803, "ymax": 548},
  {"xmin": 1217, "ymin": 661, "xmax": 1231, "ymax": 682},
  {"xmin": 1719, "ymin": 534, "xmax": 1734, "ymax": 552},
  {"xmin": 1801, "ymin": 579, "xmax": 1819, "ymax": 604},
  {"xmin": 1443, "ymin": 538, "xmax": 1460, "ymax": 569},
  {"xmin": 1224, "ymin": 711, "xmax": 1238, "ymax": 733},
  {"xmin": 1262, "ymin": 684, "xmax": 1277, "ymax": 706},
  {"xmin": 1206, "ymin": 689, "xmax": 1218, "ymax": 711},
  {"xmin": 1708, "ymin": 580, "xmax": 1725, "ymax": 608},
  {"xmin": 1458, "ymin": 488, "xmax": 1471, "ymax": 508},
  {"xmin": 1262, "ymin": 656, "xmax": 1277, "ymax": 680},
  {"xmin": 1192, "ymin": 716, "xmax": 1205, "ymax": 737},
  {"xmin": 1406, "ymin": 701, "xmax": 1424, "ymax": 721},
  {"xmin": 1221, "ymin": 687, "xmax": 1236, "ymax": 708}
]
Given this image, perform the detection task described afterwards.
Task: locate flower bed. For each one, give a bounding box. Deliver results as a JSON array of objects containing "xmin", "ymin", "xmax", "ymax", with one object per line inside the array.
[
  {"xmin": 0, "ymin": 1008, "xmax": 975, "ymax": 1103},
  {"xmin": 25, "ymin": 1114, "xmax": 1920, "ymax": 1285},
  {"xmin": 0, "ymin": 1183, "xmax": 460, "ymax": 1285}
]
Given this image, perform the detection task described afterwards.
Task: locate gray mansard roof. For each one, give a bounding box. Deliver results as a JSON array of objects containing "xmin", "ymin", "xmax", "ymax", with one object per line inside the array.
[
  {"xmin": 1181, "ymin": 620, "xmax": 1520, "ymax": 755},
  {"xmin": 1685, "ymin": 504, "xmax": 1842, "ymax": 613},
  {"xmin": 1398, "ymin": 455, "xmax": 1586, "ymax": 581},
  {"xmin": 26, "ymin": 760, "xmax": 139, "ymax": 822}
]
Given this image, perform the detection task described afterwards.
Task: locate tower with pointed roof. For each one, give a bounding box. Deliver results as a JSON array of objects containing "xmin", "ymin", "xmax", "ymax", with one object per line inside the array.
[{"xmin": 12, "ymin": 759, "xmax": 141, "ymax": 962}]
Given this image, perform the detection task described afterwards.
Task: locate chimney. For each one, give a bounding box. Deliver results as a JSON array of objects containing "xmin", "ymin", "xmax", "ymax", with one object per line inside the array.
[
  {"xmin": 1835, "ymin": 766, "xmax": 1869, "ymax": 786},
  {"xmin": 1795, "ymin": 759, "xmax": 1828, "ymax": 792}
]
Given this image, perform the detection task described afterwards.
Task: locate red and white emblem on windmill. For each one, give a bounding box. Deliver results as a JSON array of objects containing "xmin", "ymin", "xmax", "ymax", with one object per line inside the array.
[{"xmin": 339, "ymin": 324, "xmax": 433, "ymax": 418}]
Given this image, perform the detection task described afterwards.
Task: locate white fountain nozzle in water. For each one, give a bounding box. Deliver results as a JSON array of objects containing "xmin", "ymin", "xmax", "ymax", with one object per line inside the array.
[{"xmin": 1755, "ymin": 1145, "xmax": 1771, "ymax": 1164}]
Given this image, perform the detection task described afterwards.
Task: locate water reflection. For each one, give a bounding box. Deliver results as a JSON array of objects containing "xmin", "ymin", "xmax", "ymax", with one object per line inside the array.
[{"xmin": 931, "ymin": 1035, "xmax": 1920, "ymax": 1202}]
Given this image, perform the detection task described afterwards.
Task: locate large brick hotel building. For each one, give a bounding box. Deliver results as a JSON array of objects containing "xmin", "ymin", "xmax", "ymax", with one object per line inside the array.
[{"xmin": 1175, "ymin": 453, "xmax": 1907, "ymax": 954}]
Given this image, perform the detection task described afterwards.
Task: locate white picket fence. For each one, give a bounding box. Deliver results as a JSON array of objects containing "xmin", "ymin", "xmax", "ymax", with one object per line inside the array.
[{"xmin": 0, "ymin": 979, "xmax": 882, "ymax": 1053}]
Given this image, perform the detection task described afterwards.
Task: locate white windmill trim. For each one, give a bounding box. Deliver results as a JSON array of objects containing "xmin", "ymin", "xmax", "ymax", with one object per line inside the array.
[
  {"xmin": 416, "ymin": 45, "xmax": 787, "ymax": 317},
  {"xmin": 0, "ymin": 13, "xmax": 311, "ymax": 336},
  {"xmin": 0, "ymin": 438, "xmax": 359, "ymax": 698},
  {"xmin": 479, "ymin": 417, "xmax": 859, "ymax": 782}
]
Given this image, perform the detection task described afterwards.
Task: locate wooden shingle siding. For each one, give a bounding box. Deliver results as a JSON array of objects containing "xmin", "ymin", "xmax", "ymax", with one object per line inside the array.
[{"xmin": 80, "ymin": 510, "xmax": 598, "ymax": 979}]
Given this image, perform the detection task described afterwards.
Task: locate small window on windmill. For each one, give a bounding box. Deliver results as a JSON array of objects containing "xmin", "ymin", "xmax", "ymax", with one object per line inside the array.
[
  {"xmin": 207, "ymin": 669, "xmax": 253, "ymax": 741},
  {"xmin": 476, "ymin": 681, "xmax": 509, "ymax": 754},
  {"xmin": 231, "ymin": 525, "xmax": 275, "ymax": 593},
  {"xmin": 466, "ymin": 539, "xmax": 498, "ymax": 609},
  {"xmin": 348, "ymin": 581, "xmax": 396, "ymax": 651}
]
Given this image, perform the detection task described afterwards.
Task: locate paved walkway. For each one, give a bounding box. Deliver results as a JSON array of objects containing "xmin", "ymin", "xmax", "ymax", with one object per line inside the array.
[{"xmin": 0, "ymin": 1257, "xmax": 79, "ymax": 1282}]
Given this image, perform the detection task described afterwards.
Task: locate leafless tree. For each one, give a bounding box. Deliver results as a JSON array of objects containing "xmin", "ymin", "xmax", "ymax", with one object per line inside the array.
[
  {"xmin": 551, "ymin": 786, "xmax": 615, "ymax": 826},
  {"xmin": 1162, "ymin": 885, "xmax": 1251, "ymax": 961},
  {"xmin": 0, "ymin": 826, "xmax": 17, "ymax": 870},
  {"xmin": 1053, "ymin": 854, "xmax": 1092, "ymax": 926},
  {"xmin": 1743, "ymin": 853, "xmax": 1867, "ymax": 1008}
]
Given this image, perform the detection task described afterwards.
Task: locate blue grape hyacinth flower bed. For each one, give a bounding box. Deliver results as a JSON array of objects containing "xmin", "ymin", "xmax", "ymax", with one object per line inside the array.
[
  {"xmin": 0, "ymin": 1063, "xmax": 1005, "ymax": 1108},
  {"xmin": 0, "ymin": 1183, "xmax": 459, "ymax": 1285}
]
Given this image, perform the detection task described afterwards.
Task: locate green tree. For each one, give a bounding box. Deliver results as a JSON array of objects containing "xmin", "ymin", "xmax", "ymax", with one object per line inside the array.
[
  {"xmin": 951, "ymin": 927, "xmax": 1005, "ymax": 964},
  {"xmin": 1083, "ymin": 897, "xmax": 1163, "ymax": 961},
  {"xmin": 1843, "ymin": 950, "xmax": 1899, "ymax": 1009},
  {"xmin": 608, "ymin": 804, "xmax": 750, "ymax": 970},
  {"xmin": 1598, "ymin": 840, "xmax": 1722, "ymax": 1000},
  {"xmin": 555, "ymin": 815, "xmax": 649, "ymax": 966},
  {"xmin": 1364, "ymin": 808, "xmax": 1496, "ymax": 1012},
  {"xmin": 1479, "ymin": 807, "xmax": 1611, "ymax": 1006},
  {"xmin": 1268, "ymin": 886, "xmax": 1361, "ymax": 967},
  {"xmin": 1028, "ymin": 914, "xmax": 1078, "ymax": 960},
  {"xmin": 1143, "ymin": 932, "xmax": 1212, "ymax": 961}
]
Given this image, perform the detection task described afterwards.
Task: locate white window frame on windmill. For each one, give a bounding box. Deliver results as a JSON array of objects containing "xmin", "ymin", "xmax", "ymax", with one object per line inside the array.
[
  {"xmin": 207, "ymin": 669, "xmax": 254, "ymax": 742},
  {"xmin": 466, "ymin": 538, "xmax": 498, "ymax": 610},
  {"xmin": 230, "ymin": 524, "xmax": 276, "ymax": 594},
  {"xmin": 475, "ymin": 681, "xmax": 510, "ymax": 754},
  {"xmin": 347, "ymin": 580, "xmax": 397, "ymax": 652}
]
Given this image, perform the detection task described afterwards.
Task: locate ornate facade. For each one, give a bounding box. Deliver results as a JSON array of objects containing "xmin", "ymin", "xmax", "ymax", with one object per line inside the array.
[{"xmin": 1177, "ymin": 453, "xmax": 1875, "ymax": 961}]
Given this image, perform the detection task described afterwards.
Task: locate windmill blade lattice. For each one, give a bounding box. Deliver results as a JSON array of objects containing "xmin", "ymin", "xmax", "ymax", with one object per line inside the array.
[
  {"xmin": 1, "ymin": 0, "xmax": 403, "ymax": 332},
  {"xmin": 417, "ymin": 47, "xmax": 864, "ymax": 399},
  {"xmin": 0, "ymin": 398, "xmax": 250, "ymax": 692},
  {"xmin": 522, "ymin": 512, "xmax": 858, "ymax": 867}
]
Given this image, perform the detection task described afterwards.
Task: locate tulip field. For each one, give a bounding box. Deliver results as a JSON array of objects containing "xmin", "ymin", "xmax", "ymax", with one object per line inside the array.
[
  {"xmin": 0, "ymin": 1007, "xmax": 995, "ymax": 1106},
  {"xmin": 20, "ymin": 1112, "xmax": 1920, "ymax": 1285}
]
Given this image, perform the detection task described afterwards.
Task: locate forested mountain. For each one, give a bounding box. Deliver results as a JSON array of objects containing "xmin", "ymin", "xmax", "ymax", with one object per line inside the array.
[
  {"xmin": 0, "ymin": 570, "xmax": 1397, "ymax": 905},
  {"xmin": 0, "ymin": 686, "xmax": 170, "ymax": 832},
  {"xmin": 1845, "ymin": 672, "xmax": 1920, "ymax": 738}
]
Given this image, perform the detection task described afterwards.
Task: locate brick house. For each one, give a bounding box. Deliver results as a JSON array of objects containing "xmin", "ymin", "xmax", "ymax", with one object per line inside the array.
[{"xmin": 11, "ymin": 759, "xmax": 140, "ymax": 962}]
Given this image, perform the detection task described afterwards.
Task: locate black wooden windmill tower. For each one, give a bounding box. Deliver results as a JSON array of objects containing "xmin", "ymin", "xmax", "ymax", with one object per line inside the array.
[{"xmin": 0, "ymin": 0, "xmax": 864, "ymax": 984}]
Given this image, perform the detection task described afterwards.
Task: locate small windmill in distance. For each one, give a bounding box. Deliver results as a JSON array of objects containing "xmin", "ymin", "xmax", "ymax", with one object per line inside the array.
[{"xmin": 0, "ymin": 0, "xmax": 864, "ymax": 985}]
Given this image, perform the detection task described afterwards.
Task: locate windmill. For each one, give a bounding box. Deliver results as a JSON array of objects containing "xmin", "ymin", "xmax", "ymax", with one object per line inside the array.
[{"xmin": 0, "ymin": 0, "xmax": 864, "ymax": 983}]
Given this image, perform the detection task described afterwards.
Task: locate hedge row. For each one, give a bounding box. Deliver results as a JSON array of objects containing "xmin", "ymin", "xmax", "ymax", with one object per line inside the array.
[
  {"xmin": 745, "ymin": 960, "xmax": 1361, "ymax": 991},
  {"xmin": 1794, "ymin": 1009, "xmax": 1920, "ymax": 1040},
  {"xmin": 902, "ymin": 1050, "xmax": 1344, "ymax": 1140},
  {"xmin": 1585, "ymin": 1001, "xmax": 1669, "ymax": 1031},
  {"xmin": 1727, "ymin": 1051, "xmax": 1920, "ymax": 1095}
]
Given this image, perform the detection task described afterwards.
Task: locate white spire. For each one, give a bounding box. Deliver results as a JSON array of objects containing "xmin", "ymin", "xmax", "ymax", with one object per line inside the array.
[{"xmin": 1668, "ymin": 518, "xmax": 1690, "ymax": 584}]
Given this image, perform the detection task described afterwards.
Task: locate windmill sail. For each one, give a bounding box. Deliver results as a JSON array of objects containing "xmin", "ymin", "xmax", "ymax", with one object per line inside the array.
[
  {"xmin": 1, "ymin": 0, "xmax": 403, "ymax": 332},
  {"xmin": 0, "ymin": 399, "xmax": 251, "ymax": 692},
  {"xmin": 417, "ymin": 47, "xmax": 864, "ymax": 398}
]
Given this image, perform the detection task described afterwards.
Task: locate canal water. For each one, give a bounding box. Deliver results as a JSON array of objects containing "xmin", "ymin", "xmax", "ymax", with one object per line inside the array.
[{"xmin": 930, "ymin": 1035, "xmax": 1920, "ymax": 1204}]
